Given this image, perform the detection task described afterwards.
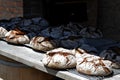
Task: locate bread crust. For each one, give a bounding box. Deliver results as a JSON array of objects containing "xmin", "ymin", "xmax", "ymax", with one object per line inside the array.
[
  {"xmin": 5, "ymin": 28, "xmax": 30, "ymax": 44},
  {"xmin": 74, "ymin": 48, "xmax": 112, "ymax": 76},
  {"xmin": 42, "ymin": 48, "xmax": 76, "ymax": 69},
  {"xmin": 0, "ymin": 27, "xmax": 8, "ymax": 38},
  {"xmin": 30, "ymin": 36, "xmax": 56, "ymax": 51}
]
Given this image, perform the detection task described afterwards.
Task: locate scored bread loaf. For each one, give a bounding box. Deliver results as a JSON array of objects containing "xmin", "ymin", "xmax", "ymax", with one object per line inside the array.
[
  {"xmin": 42, "ymin": 48, "xmax": 76, "ymax": 69},
  {"xmin": 30, "ymin": 36, "xmax": 56, "ymax": 51},
  {"xmin": 0, "ymin": 27, "xmax": 8, "ymax": 38},
  {"xmin": 5, "ymin": 28, "xmax": 30, "ymax": 44},
  {"xmin": 73, "ymin": 48, "xmax": 112, "ymax": 76}
]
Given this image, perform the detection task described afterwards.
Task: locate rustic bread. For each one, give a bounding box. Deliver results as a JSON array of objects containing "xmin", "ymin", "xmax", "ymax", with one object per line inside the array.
[
  {"xmin": 42, "ymin": 48, "xmax": 76, "ymax": 69},
  {"xmin": 0, "ymin": 27, "xmax": 8, "ymax": 38},
  {"xmin": 5, "ymin": 28, "xmax": 30, "ymax": 44},
  {"xmin": 30, "ymin": 36, "xmax": 56, "ymax": 51},
  {"xmin": 73, "ymin": 48, "xmax": 112, "ymax": 76}
]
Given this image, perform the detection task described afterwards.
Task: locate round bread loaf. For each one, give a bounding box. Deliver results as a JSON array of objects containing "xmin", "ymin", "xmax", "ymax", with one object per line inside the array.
[
  {"xmin": 42, "ymin": 48, "xmax": 76, "ymax": 69},
  {"xmin": 73, "ymin": 48, "xmax": 112, "ymax": 76},
  {"xmin": 0, "ymin": 27, "xmax": 8, "ymax": 38},
  {"xmin": 30, "ymin": 36, "xmax": 56, "ymax": 51},
  {"xmin": 5, "ymin": 28, "xmax": 30, "ymax": 44}
]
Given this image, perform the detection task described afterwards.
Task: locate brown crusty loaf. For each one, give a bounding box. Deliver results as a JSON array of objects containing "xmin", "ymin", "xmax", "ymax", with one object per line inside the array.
[
  {"xmin": 0, "ymin": 27, "xmax": 8, "ymax": 38},
  {"xmin": 73, "ymin": 48, "xmax": 112, "ymax": 76},
  {"xmin": 30, "ymin": 36, "xmax": 56, "ymax": 51},
  {"xmin": 42, "ymin": 48, "xmax": 76, "ymax": 69},
  {"xmin": 5, "ymin": 28, "xmax": 30, "ymax": 44}
]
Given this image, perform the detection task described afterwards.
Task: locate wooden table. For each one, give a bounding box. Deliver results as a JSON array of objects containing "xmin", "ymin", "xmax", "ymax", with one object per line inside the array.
[{"xmin": 0, "ymin": 40, "xmax": 119, "ymax": 80}]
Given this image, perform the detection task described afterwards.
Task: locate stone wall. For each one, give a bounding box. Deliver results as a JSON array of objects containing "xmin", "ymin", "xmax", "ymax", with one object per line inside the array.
[
  {"xmin": 0, "ymin": 0, "xmax": 44, "ymax": 19},
  {"xmin": 98, "ymin": 0, "xmax": 120, "ymax": 41},
  {"xmin": 0, "ymin": 0, "xmax": 23, "ymax": 19}
]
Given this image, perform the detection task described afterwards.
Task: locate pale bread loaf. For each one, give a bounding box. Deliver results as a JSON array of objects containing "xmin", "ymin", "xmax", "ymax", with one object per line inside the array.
[
  {"xmin": 0, "ymin": 27, "xmax": 8, "ymax": 38},
  {"xmin": 30, "ymin": 36, "xmax": 56, "ymax": 51},
  {"xmin": 5, "ymin": 28, "xmax": 30, "ymax": 44},
  {"xmin": 42, "ymin": 48, "xmax": 76, "ymax": 69},
  {"xmin": 73, "ymin": 48, "xmax": 112, "ymax": 76}
]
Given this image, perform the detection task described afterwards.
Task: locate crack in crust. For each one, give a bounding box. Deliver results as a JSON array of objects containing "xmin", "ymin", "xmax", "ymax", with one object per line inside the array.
[
  {"xmin": 30, "ymin": 36, "xmax": 55, "ymax": 51},
  {"xmin": 43, "ymin": 48, "xmax": 76, "ymax": 69},
  {"xmin": 75, "ymin": 48, "xmax": 112, "ymax": 76},
  {"xmin": 4, "ymin": 28, "xmax": 29, "ymax": 44}
]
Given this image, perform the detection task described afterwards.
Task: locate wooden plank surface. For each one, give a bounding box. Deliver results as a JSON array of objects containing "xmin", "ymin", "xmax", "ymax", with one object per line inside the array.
[{"xmin": 0, "ymin": 40, "xmax": 119, "ymax": 80}]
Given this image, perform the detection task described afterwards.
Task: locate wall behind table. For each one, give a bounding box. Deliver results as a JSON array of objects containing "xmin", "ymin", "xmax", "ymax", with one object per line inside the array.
[
  {"xmin": 98, "ymin": 0, "xmax": 120, "ymax": 41},
  {"xmin": 0, "ymin": 0, "xmax": 23, "ymax": 19}
]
